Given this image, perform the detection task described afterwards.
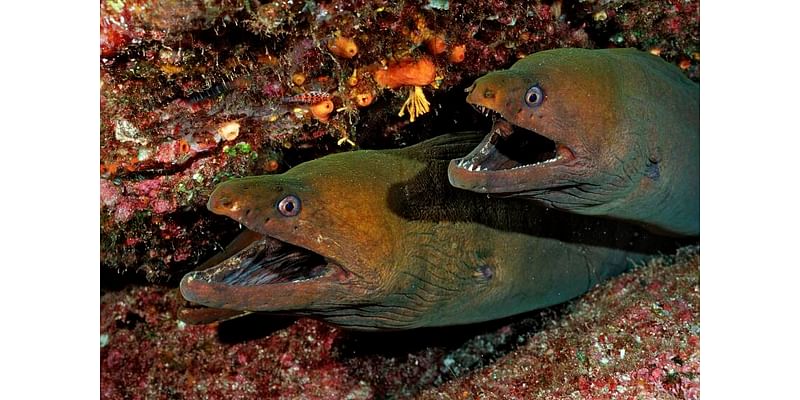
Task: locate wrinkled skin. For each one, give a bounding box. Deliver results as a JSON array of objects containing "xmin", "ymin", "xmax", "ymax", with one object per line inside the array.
[
  {"xmin": 181, "ymin": 134, "xmax": 685, "ymax": 330},
  {"xmin": 448, "ymin": 48, "xmax": 699, "ymax": 236}
]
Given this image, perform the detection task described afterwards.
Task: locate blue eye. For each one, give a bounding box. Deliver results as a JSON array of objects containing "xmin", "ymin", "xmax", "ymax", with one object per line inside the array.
[
  {"xmin": 524, "ymin": 85, "xmax": 544, "ymax": 107},
  {"xmin": 277, "ymin": 195, "xmax": 301, "ymax": 217}
]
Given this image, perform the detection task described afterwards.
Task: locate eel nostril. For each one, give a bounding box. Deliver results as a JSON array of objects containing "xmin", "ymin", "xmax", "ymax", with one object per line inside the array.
[{"xmin": 217, "ymin": 196, "xmax": 231, "ymax": 207}]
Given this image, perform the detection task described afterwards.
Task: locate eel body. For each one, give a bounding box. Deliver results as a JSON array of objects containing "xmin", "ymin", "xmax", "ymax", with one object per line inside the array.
[
  {"xmin": 447, "ymin": 48, "xmax": 699, "ymax": 236},
  {"xmin": 180, "ymin": 133, "xmax": 683, "ymax": 330}
]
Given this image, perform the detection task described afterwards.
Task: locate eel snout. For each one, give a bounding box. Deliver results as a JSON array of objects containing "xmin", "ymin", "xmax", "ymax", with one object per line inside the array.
[{"xmin": 206, "ymin": 179, "xmax": 275, "ymax": 231}]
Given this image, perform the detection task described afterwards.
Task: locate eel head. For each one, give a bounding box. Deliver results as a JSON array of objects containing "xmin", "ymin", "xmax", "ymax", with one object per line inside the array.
[
  {"xmin": 179, "ymin": 151, "xmax": 460, "ymax": 330},
  {"xmin": 180, "ymin": 169, "xmax": 389, "ymax": 323},
  {"xmin": 448, "ymin": 50, "xmax": 631, "ymax": 206}
]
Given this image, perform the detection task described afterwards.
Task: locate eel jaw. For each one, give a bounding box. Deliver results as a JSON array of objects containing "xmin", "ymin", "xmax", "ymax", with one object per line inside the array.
[
  {"xmin": 448, "ymin": 107, "xmax": 575, "ymax": 193},
  {"xmin": 180, "ymin": 234, "xmax": 353, "ymax": 312}
]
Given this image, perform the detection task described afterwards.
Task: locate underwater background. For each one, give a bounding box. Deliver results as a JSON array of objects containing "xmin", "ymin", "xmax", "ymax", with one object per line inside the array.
[{"xmin": 100, "ymin": 0, "xmax": 699, "ymax": 398}]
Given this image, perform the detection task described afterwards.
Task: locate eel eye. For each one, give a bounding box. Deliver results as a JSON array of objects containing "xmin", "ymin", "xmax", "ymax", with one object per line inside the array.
[
  {"xmin": 277, "ymin": 195, "xmax": 301, "ymax": 217},
  {"xmin": 524, "ymin": 85, "xmax": 544, "ymax": 107}
]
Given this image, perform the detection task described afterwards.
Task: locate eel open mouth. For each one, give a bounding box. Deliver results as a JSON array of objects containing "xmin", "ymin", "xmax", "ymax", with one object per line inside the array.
[
  {"xmin": 184, "ymin": 234, "xmax": 341, "ymax": 289},
  {"xmin": 452, "ymin": 106, "xmax": 574, "ymax": 173}
]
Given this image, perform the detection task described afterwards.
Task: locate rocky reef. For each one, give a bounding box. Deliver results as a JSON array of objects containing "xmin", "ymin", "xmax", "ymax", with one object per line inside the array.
[
  {"xmin": 100, "ymin": 0, "xmax": 700, "ymax": 397},
  {"xmin": 101, "ymin": 246, "xmax": 699, "ymax": 399},
  {"xmin": 100, "ymin": 0, "xmax": 699, "ymax": 283}
]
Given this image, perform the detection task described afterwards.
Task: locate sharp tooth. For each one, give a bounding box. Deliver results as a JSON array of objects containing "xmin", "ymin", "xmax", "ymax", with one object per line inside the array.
[{"xmin": 468, "ymin": 164, "xmax": 476, "ymax": 171}]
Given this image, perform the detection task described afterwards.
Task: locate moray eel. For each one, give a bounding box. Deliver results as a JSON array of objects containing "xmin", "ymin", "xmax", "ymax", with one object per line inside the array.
[
  {"xmin": 180, "ymin": 133, "xmax": 683, "ymax": 330},
  {"xmin": 448, "ymin": 48, "xmax": 699, "ymax": 236}
]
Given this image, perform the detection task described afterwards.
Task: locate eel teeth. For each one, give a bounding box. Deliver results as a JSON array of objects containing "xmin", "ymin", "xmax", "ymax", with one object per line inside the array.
[
  {"xmin": 457, "ymin": 158, "xmax": 488, "ymax": 172},
  {"xmin": 508, "ymin": 155, "xmax": 561, "ymax": 170},
  {"xmin": 476, "ymin": 105, "xmax": 493, "ymax": 118}
]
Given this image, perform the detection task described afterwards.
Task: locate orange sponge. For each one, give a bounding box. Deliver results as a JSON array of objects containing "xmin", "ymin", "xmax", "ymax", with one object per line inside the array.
[{"xmin": 374, "ymin": 57, "xmax": 436, "ymax": 89}]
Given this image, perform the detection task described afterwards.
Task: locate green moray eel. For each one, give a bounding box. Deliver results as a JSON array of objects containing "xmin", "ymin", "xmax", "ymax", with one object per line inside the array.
[
  {"xmin": 180, "ymin": 133, "xmax": 684, "ymax": 330},
  {"xmin": 448, "ymin": 48, "xmax": 699, "ymax": 236}
]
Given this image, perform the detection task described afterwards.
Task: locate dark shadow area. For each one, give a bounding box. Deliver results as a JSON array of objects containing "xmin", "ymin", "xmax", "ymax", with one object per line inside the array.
[
  {"xmin": 100, "ymin": 266, "xmax": 150, "ymax": 294},
  {"xmin": 336, "ymin": 302, "xmax": 567, "ymax": 358},
  {"xmin": 279, "ymin": 133, "xmax": 343, "ymax": 170},
  {"xmin": 387, "ymin": 136, "xmax": 697, "ymax": 255},
  {"xmin": 215, "ymin": 312, "xmax": 298, "ymax": 344},
  {"xmin": 333, "ymin": 302, "xmax": 572, "ymax": 397},
  {"xmin": 356, "ymin": 80, "xmax": 491, "ymax": 151}
]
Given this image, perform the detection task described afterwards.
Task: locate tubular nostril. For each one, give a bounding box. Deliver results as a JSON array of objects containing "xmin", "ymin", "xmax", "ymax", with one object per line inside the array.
[
  {"xmin": 217, "ymin": 196, "xmax": 233, "ymax": 208},
  {"xmin": 210, "ymin": 195, "xmax": 240, "ymax": 213}
]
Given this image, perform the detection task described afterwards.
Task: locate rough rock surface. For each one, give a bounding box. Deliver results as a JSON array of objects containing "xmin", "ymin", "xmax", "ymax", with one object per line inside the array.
[{"xmin": 101, "ymin": 246, "xmax": 699, "ymax": 399}]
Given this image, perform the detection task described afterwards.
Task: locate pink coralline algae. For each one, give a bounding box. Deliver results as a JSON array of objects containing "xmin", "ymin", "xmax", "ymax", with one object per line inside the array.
[{"xmin": 101, "ymin": 247, "xmax": 699, "ymax": 399}]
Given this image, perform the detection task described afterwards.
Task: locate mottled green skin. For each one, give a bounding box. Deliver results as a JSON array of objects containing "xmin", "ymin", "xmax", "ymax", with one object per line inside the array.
[
  {"xmin": 181, "ymin": 134, "xmax": 683, "ymax": 330},
  {"xmin": 449, "ymin": 48, "xmax": 699, "ymax": 236}
]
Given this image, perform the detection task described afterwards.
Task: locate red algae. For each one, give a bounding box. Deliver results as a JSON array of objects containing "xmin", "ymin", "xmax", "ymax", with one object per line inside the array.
[{"xmin": 101, "ymin": 247, "xmax": 699, "ymax": 399}]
